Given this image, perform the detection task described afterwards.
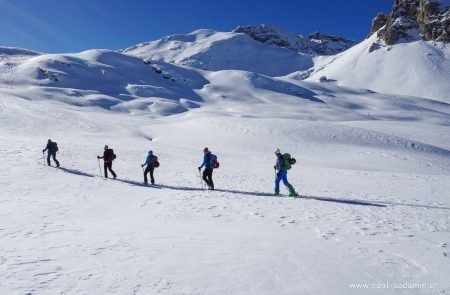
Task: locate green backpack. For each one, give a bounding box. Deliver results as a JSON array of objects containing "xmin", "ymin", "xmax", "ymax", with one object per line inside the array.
[{"xmin": 282, "ymin": 153, "xmax": 296, "ymax": 170}]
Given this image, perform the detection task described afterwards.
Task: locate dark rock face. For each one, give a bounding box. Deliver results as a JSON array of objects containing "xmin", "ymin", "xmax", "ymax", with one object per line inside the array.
[
  {"xmin": 234, "ymin": 25, "xmax": 292, "ymax": 48},
  {"xmin": 308, "ymin": 32, "xmax": 356, "ymax": 55},
  {"xmin": 368, "ymin": 13, "xmax": 389, "ymax": 37},
  {"xmin": 234, "ymin": 24, "xmax": 313, "ymax": 53},
  {"xmin": 369, "ymin": 0, "xmax": 450, "ymax": 44},
  {"xmin": 234, "ymin": 24, "xmax": 355, "ymax": 55}
]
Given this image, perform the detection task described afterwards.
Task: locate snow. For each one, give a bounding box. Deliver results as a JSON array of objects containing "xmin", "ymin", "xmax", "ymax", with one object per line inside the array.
[
  {"xmin": 1, "ymin": 30, "xmax": 450, "ymax": 294},
  {"xmin": 307, "ymin": 34, "xmax": 450, "ymax": 102},
  {"xmin": 121, "ymin": 30, "xmax": 313, "ymax": 76},
  {"xmin": 120, "ymin": 29, "xmax": 450, "ymax": 102}
]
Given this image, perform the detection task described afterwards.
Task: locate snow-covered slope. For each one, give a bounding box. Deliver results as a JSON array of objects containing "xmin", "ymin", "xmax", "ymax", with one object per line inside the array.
[
  {"xmin": 306, "ymin": 34, "xmax": 450, "ymax": 102},
  {"xmin": 120, "ymin": 27, "xmax": 450, "ymax": 102},
  {"xmin": 1, "ymin": 25, "xmax": 450, "ymax": 294},
  {"xmin": 0, "ymin": 47, "xmax": 211, "ymax": 115},
  {"xmin": 1, "ymin": 82, "xmax": 450, "ymax": 294},
  {"xmin": 121, "ymin": 29, "xmax": 313, "ymax": 76}
]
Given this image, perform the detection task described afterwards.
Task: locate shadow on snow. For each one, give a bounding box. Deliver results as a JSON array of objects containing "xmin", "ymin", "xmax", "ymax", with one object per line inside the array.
[
  {"xmin": 302, "ymin": 195, "xmax": 386, "ymax": 208},
  {"xmin": 53, "ymin": 168, "xmax": 450, "ymax": 210},
  {"xmin": 57, "ymin": 167, "xmax": 95, "ymax": 178}
]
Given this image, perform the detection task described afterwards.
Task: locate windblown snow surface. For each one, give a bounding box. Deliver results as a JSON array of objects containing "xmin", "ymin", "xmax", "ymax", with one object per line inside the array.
[
  {"xmin": 306, "ymin": 34, "xmax": 450, "ymax": 103},
  {"xmin": 1, "ymin": 35, "xmax": 450, "ymax": 295}
]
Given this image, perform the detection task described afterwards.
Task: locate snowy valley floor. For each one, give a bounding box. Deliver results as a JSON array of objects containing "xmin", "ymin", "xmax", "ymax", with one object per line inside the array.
[{"xmin": 1, "ymin": 95, "xmax": 450, "ymax": 294}]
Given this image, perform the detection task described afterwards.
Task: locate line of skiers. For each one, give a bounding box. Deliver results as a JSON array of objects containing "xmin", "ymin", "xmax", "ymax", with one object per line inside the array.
[{"xmin": 42, "ymin": 140, "xmax": 298, "ymax": 196}]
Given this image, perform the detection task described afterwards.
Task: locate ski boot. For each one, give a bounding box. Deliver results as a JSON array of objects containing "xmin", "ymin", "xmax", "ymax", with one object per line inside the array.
[{"xmin": 288, "ymin": 188, "xmax": 298, "ymax": 197}]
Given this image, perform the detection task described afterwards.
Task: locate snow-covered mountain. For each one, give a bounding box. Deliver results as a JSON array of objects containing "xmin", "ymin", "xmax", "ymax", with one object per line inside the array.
[
  {"xmin": 306, "ymin": 34, "xmax": 450, "ymax": 101},
  {"xmin": 306, "ymin": 0, "xmax": 450, "ymax": 102},
  {"xmin": 120, "ymin": 25, "xmax": 355, "ymax": 77},
  {"xmin": 120, "ymin": 29, "xmax": 313, "ymax": 76},
  {"xmin": 368, "ymin": 0, "xmax": 450, "ymax": 44}
]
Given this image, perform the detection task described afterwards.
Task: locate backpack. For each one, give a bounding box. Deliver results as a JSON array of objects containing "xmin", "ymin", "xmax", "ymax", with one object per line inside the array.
[
  {"xmin": 210, "ymin": 154, "xmax": 219, "ymax": 169},
  {"xmin": 52, "ymin": 142, "xmax": 59, "ymax": 152},
  {"xmin": 110, "ymin": 149, "xmax": 117, "ymax": 160},
  {"xmin": 152, "ymin": 155, "xmax": 160, "ymax": 168},
  {"xmin": 282, "ymin": 153, "xmax": 296, "ymax": 170}
]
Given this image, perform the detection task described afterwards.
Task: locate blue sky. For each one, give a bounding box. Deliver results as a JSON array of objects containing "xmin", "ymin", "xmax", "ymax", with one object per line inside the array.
[{"xmin": 1, "ymin": 0, "xmax": 393, "ymax": 53}]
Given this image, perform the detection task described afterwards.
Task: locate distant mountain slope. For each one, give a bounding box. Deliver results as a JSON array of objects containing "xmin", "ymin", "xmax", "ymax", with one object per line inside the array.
[
  {"xmin": 0, "ymin": 47, "xmax": 210, "ymax": 115},
  {"xmin": 306, "ymin": 34, "xmax": 450, "ymax": 102},
  {"xmin": 120, "ymin": 29, "xmax": 313, "ymax": 76},
  {"xmin": 304, "ymin": 0, "xmax": 450, "ymax": 102}
]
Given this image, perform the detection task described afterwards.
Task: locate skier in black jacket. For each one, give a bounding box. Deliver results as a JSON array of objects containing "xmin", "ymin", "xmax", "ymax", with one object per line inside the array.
[
  {"xmin": 42, "ymin": 139, "xmax": 60, "ymax": 167},
  {"xmin": 97, "ymin": 145, "xmax": 117, "ymax": 179}
]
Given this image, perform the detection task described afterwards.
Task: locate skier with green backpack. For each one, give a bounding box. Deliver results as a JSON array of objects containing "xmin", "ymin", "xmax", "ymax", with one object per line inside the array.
[{"xmin": 274, "ymin": 148, "xmax": 298, "ymax": 197}]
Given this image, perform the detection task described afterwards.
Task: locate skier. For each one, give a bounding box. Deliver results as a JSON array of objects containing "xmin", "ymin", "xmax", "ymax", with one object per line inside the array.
[
  {"xmin": 141, "ymin": 150, "xmax": 158, "ymax": 185},
  {"xmin": 274, "ymin": 148, "xmax": 297, "ymax": 197},
  {"xmin": 42, "ymin": 139, "xmax": 60, "ymax": 167},
  {"xmin": 198, "ymin": 147, "xmax": 215, "ymax": 190},
  {"xmin": 97, "ymin": 145, "xmax": 117, "ymax": 179}
]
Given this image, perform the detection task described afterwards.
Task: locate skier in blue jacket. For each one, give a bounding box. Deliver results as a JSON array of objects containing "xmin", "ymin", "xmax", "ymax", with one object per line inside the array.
[
  {"xmin": 198, "ymin": 147, "xmax": 214, "ymax": 190},
  {"xmin": 274, "ymin": 148, "xmax": 297, "ymax": 196}
]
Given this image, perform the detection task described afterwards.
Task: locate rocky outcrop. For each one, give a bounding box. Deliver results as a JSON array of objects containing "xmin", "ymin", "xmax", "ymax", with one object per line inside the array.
[
  {"xmin": 234, "ymin": 24, "xmax": 355, "ymax": 55},
  {"xmin": 368, "ymin": 13, "xmax": 390, "ymax": 37},
  {"xmin": 308, "ymin": 32, "xmax": 356, "ymax": 55},
  {"xmin": 234, "ymin": 25, "xmax": 312, "ymax": 53},
  {"xmin": 369, "ymin": 0, "xmax": 450, "ymax": 44}
]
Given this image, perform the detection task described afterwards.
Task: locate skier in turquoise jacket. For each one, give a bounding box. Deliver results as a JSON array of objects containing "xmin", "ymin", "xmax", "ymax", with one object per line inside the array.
[{"xmin": 141, "ymin": 150, "xmax": 157, "ymax": 184}]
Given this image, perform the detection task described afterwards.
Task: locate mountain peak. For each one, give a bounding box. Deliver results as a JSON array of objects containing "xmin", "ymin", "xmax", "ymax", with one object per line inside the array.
[{"xmin": 369, "ymin": 0, "xmax": 450, "ymax": 44}]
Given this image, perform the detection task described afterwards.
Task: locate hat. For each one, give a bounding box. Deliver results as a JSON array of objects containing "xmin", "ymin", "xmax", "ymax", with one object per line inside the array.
[
  {"xmin": 148, "ymin": 150, "xmax": 153, "ymax": 154},
  {"xmin": 203, "ymin": 147, "xmax": 209, "ymax": 152},
  {"xmin": 104, "ymin": 145, "xmax": 108, "ymax": 149},
  {"xmin": 275, "ymin": 148, "xmax": 281, "ymax": 155}
]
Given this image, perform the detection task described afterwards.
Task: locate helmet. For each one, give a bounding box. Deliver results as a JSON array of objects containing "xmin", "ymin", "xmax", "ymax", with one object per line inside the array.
[
  {"xmin": 148, "ymin": 150, "xmax": 153, "ymax": 154},
  {"xmin": 104, "ymin": 145, "xmax": 108, "ymax": 149},
  {"xmin": 275, "ymin": 148, "xmax": 281, "ymax": 155},
  {"xmin": 203, "ymin": 147, "xmax": 209, "ymax": 153}
]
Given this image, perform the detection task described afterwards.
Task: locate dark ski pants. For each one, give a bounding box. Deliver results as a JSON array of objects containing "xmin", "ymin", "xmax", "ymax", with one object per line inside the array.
[
  {"xmin": 104, "ymin": 161, "xmax": 117, "ymax": 178},
  {"xmin": 144, "ymin": 165, "xmax": 155, "ymax": 184},
  {"xmin": 47, "ymin": 152, "xmax": 60, "ymax": 167},
  {"xmin": 202, "ymin": 168, "xmax": 214, "ymax": 189}
]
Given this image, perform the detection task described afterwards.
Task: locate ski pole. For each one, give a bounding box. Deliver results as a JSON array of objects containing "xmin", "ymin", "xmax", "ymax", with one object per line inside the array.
[
  {"xmin": 97, "ymin": 158, "xmax": 102, "ymax": 177},
  {"xmin": 199, "ymin": 170, "xmax": 204, "ymax": 189}
]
